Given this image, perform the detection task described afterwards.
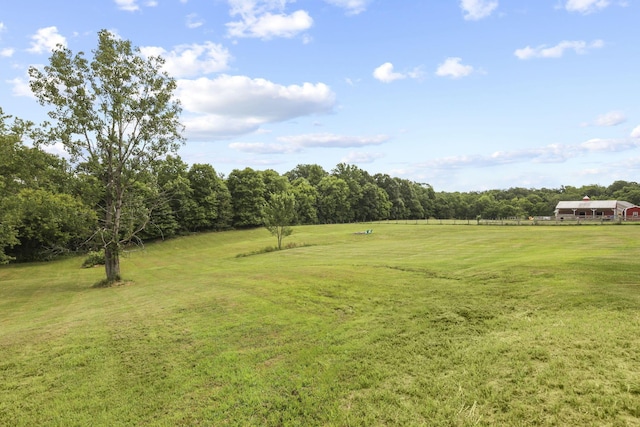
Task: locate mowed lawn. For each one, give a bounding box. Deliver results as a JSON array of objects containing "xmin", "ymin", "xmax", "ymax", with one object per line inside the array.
[{"xmin": 1, "ymin": 224, "xmax": 640, "ymax": 426}]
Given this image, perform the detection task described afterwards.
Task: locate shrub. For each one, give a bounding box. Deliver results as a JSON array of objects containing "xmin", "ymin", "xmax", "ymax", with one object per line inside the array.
[{"xmin": 82, "ymin": 250, "xmax": 105, "ymax": 268}]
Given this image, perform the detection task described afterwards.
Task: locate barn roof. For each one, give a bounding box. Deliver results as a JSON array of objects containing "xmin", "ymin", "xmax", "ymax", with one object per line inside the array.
[{"xmin": 555, "ymin": 200, "xmax": 634, "ymax": 210}]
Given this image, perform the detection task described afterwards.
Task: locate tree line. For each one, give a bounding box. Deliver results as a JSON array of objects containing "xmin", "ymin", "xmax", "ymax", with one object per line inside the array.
[{"xmin": 4, "ymin": 114, "xmax": 640, "ymax": 265}]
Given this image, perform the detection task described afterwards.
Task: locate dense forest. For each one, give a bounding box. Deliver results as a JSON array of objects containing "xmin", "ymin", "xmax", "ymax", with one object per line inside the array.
[{"xmin": 3, "ymin": 107, "xmax": 640, "ymax": 263}]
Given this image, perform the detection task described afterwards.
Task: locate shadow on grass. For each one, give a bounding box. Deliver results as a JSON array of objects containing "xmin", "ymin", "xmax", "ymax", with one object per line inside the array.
[
  {"xmin": 236, "ymin": 242, "xmax": 313, "ymax": 258},
  {"xmin": 92, "ymin": 278, "xmax": 134, "ymax": 288}
]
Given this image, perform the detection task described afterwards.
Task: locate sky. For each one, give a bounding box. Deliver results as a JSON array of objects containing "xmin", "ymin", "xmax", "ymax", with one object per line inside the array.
[{"xmin": 1, "ymin": 0, "xmax": 639, "ymax": 192}]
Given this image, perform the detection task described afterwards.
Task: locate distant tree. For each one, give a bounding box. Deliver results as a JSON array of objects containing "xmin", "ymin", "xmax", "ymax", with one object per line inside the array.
[
  {"xmin": 187, "ymin": 164, "xmax": 232, "ymax": 231},
  {"xmin": 607, "ymin": 180, "xmax": 636, "ymax": 196},
  {"xmin": 397, "ymin": 178, "xmax": 424, "ymax": 219},
  {"xmin": 414, "ymin": 183, "xmax": 435, "ymax": 219},
  {"xmin": 375, "ymin": 174, "xmax": 405, "ymax": 220},
  {"xmin": 474, "ymin": 194, "xmax": 499, "ymax": 219},
  {"xmin": 359, "ymin": 182, "xmax": 391, "ymax": 221},
  {"xmin": 262, "ymin": 169, "xmax": 291, "ymax": 202},
  {"xmin": 29, "ymin": 30, "xmax": 184, "ymax": 284},
  {"xmin": 558, "ymin": 185, "xmax": 584, "ymax": 201},
  {"xmin": 497, "ymin": 199, "xmax": 521, "ymax": 219},
  {"xmin": 316, "ymin": 176, "xmax": 350, "ymax": 223},
  {"xmin": 613, "ymin": 186, "xmax": 640, "ymax": 206},
  {"xmin": 286, "ymin": 164, "xmax": 328, "ymax": 187},
  {"xmin": 291, "ymin": 178, "xmax": 319, "ymax": 224},
  {"xmin": 227, "ymin": 168, "xmax": 266, "ymax": 227},
  {"xmin": 0, "ymin": 109, "xmax": 24, "ymax": 263},
  {"xmin": 332, "ymin": 163, "xmax": 370, "ymax": 222},
  {"xmin": 263, "ymin": 192, "xmax": 296, "ymax": 250},
  {"xmin": 433, "ymin": 192, "xmax": 454, "ymax": 219},
  {"xmin": 10, "ymin": 189, "xmax": 97, "ymax": 261},
  {"xmin": 578, "ymin": 184, "xmax": 607, "ymax": 199}
]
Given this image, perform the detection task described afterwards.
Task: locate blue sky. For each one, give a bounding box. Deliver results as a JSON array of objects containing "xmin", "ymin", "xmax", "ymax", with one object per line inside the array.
[{"xmin": 1, "ymin": 0, "xmax": 639, "ymax": 191}]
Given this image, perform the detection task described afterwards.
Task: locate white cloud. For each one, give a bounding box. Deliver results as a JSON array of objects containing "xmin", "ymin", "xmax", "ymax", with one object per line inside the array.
[
  {"xmin": 514, "ymin": 39, "xmax": 604, "ymax": 59},
  {"xmin": 226, "ymin": 0, "xmax": 313, "ymax": 39},
  {"xmin": 460, "ymin": 0, "xmax": 498, "ymax": 20},
  {"xmin": 228, "ymin": 133, "xmax": 389, "ymax": 155},
  {"xmin": 114, "ymin": 0, "xmax": 156, "ymax": 11},
  {"xmin": 565, "ymin": 0, "xmax": 610, "ymax": 14},
  {"xmin": 631, "ymin": 126, "xmax": 640, "ymax": 139},
  {"xmin": 114, "ymin": 0, "xmax": 139, "ymax": 11},
  {"xmin": 594, "ymin": 111, "xmax": 626, "ymax": 127},
  {"xmin": 1, "ymin": 48, "xmax": 14, "ymax": 57},
  {"xmin": 341, "ymin": 151, "xmax": 384, "ymax": 164},
  {"xmin": 176, "ymin": 75, "xmax": 335, "ymax": 139},
  {"xmin": 373, "ymin": 62, "xmax": 405, "ymax": 83},
  {"xmin": 372, "ymin": 63, "xmax": 422, "ymax": 83},
  {"xmin": 140, "ymin": 42, "xmax": 232, "ymax": 78},
  {"xmin": 42, "ymin": 142, "xmax": 69, "ymax": 158},
  {"xmin": 0, "ymin": 22, "xmax": 6, "ymax": 37},
  {"xmin": 186, "ymin": 13, "xmax": 204, "ymax": 29},
  {"xmin": 228, "ymin": 10, "xmax": 313, "ymax": 39},
  {"xmin": 435, "ymin": 57, "xmax": 474, "ymax": 78},
  {"xmin": 278, "ymin": 133, "xmax": 390, "ymax": 148},
  {"xmin": 7, "ymin": 77, "xmax": 34, "ymax": 98},
  {"xmin": 27, "ymin": 26, "xmax": 67, "ymax": 54},
  {"xmin": 229, "ymin": 142, "xmax": 301, "ymax": 154},
  {"xmin": 416, "ymin": 136, "xmax": 640, "ymax": 171},
  {"xmin": 182, "ymin": 114, "xmax": 265, "ymax": 139},
  {"xmin": 580, "ymin": 138, "xmax": 638, "ymax": 152},
  {"xmin": 324, "ymin": 0, "xmax": 371, "ymax": 15}
]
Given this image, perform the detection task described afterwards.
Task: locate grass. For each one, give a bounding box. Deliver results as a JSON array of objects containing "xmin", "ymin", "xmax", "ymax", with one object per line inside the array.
[{"xmin": 1, "ymin": 223, "xmax": 640, "ymax": 426}]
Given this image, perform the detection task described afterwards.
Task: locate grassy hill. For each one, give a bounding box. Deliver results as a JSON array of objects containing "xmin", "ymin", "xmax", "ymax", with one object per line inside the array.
[{"xmin": 1, "ymin": 223, "xmax": 640, "ymax": 425}]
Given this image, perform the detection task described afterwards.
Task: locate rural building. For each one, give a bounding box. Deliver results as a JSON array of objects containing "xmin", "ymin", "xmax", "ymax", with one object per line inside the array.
[
  {"xmin": 624, "ymin": 205, "xmax": 640, "ymax": 220},
  {"xmin": 554, "ymin": 196, "xmax": 637, "ymax": 221}
]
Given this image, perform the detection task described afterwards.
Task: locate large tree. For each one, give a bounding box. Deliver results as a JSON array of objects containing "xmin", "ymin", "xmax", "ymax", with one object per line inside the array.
[{"xmin": 29, "ymin": 30, "xmax": 184, "ymax": 284}]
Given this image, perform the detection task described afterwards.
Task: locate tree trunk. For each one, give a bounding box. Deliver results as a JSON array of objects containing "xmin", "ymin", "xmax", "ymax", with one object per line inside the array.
[{"xmin": 104, "ymin": 244, "xmax": 121, "ymax": 283}]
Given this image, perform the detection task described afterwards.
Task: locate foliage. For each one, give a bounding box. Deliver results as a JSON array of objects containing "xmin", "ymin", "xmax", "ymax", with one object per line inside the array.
[
  {"xmin": 291, "ymin": 178, "xmax": 318, "ymax": 224},
  {"xmin": 285, "ymin": 163, "xmax": 328, "ymax": 187},
  {"xmin": 28, "ymin": 30, "xmax": 184, "ymax": 283},
  {"xmin": 262, "ymin": 192, "xmax": 296, "ymax": 249},
  {"xmin": 81, "ymin": 250, "xmax": 106, "ymax": 268},
  {"xmin": 0, "ymin": 198, "xmax": 19, "ymax": 265},
  {"xmin": 10, "ymin": 189, "xmax": 97, "ymax": 261},
  {"xmin": 227, "ymin": 167, "xmax": 266, "ymax": 227},
  {"xmin": 186, "ymin": 163, "xmax": 232, "ymax": 231},
  {"xmin": 316, "ymin": 175, "xmax": 350, "ymax": 223}
]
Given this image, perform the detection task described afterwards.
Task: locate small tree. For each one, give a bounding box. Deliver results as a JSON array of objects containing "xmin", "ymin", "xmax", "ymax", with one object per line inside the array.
[
  {"xmin": 29, "ymin": 30, "xmax": 184, "ymax": 284},
  {"xmin": 263, "ymin": 192, "xmax": 296, "ymax": 250}
]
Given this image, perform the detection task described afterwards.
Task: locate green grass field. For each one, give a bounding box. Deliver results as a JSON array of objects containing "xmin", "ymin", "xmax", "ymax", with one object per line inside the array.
[{"xmin": 2, "ymin": 223, "xmax": 640, "ymax": 426}]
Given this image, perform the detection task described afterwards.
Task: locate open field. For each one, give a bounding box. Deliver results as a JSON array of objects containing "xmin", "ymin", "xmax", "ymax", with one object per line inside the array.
[{"xmin": 1, "ymin": 223, "xmax": 640, "ymax": 426}]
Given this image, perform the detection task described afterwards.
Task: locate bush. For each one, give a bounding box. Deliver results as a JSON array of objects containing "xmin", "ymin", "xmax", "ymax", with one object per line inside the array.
[{"xmin": 82, "ymin": 250, "xmax": 105, "ymax": 268}]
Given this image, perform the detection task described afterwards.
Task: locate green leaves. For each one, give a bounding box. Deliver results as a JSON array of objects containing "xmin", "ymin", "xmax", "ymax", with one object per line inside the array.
[
  {"xmin": 27, "ymin": 29, "xmax": 184, "ymax": 281},
  {"xmin": 263, "ymin": 192, "xmax": 296, "ymax": 249},
  {"xmin": 12, "ymin": 189, "xmax": 97, "ymax": 261}
]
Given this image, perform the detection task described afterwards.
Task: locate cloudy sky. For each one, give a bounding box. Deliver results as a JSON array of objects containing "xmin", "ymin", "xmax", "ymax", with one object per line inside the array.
[{"xmin": 1, "ymin": 0, "xmax": 639, "ymax": 191}]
